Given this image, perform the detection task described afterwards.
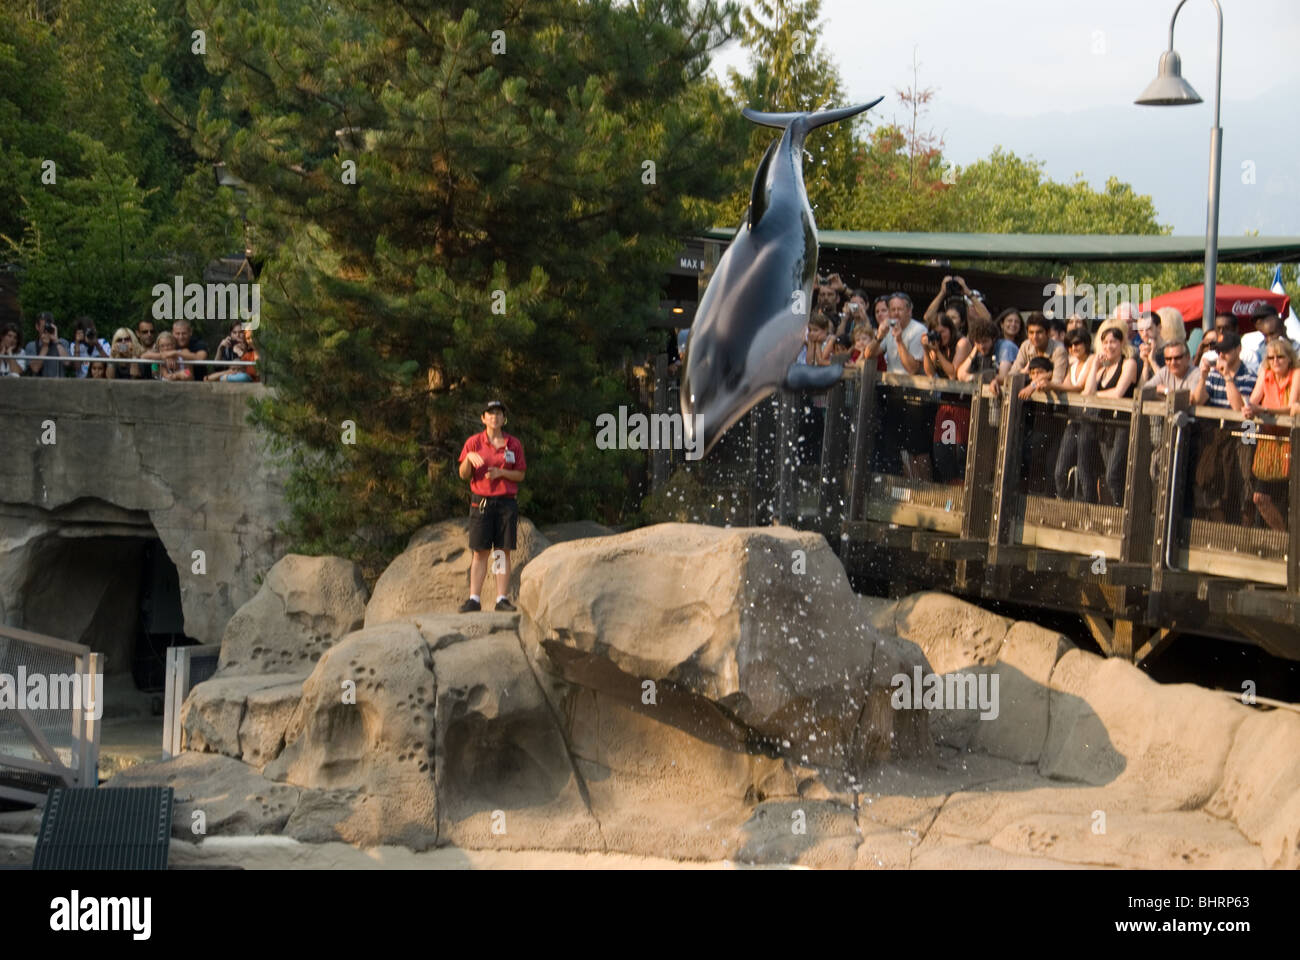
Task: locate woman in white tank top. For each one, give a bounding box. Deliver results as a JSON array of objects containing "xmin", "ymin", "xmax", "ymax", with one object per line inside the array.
[
  {"xmin": 1062, "ymin": 331, "xmax": 1095, "ymax": 391},
  {"xmin": 1053, "ymin": 330, "xmax": 1097, "ymax": 499}
]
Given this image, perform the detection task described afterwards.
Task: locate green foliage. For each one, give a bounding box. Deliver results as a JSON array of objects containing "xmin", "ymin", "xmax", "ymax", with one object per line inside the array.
[
  {"xmin": 0, "ymin": 12, "xmax": 81, "ymax": 249},
  {"xmin": 158, "ymin": 0, "xmax": 743, "ymax": 575},
  {"xmin": 3, "ymin": 134, "xmax": 157, "ymax": 326},
  {"xmin": 1, "ymin": 1, "xmax": 238, "ymax": 335}
]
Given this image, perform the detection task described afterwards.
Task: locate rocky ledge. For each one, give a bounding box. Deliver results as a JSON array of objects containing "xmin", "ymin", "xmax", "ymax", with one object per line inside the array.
[{"xmin": 81, "ymin": 521, "xmax": 1300, "ymax": 869}]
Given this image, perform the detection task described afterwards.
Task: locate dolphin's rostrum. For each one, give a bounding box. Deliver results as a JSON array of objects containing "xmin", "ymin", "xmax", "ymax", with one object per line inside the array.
[{"xmin": 681, "ymin": 99, "xmax": 883, "ymax": 459}]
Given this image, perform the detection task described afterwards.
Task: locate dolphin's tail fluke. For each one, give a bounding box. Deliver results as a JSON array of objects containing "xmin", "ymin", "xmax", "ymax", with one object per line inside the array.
[{"xmin": 742, "ymin": 98, "xmax": 884, "ymax": 133}]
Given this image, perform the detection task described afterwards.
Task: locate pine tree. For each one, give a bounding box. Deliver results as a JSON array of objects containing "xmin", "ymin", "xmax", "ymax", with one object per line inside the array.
[{"xmin": 149, "ymin": 0, "xmax": 744, "ymax": 576}]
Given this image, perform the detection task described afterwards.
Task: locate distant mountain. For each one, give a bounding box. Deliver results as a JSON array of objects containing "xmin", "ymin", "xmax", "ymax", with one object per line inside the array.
[{"xmin": 931, "ymin": 75, "xmax": 1300, "ymax": 236}]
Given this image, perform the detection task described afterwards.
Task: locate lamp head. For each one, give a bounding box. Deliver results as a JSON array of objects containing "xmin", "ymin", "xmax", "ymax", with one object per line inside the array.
[{"xmin": 1135, "ymin": 49, "xmax": 1203, "ymax": 106}]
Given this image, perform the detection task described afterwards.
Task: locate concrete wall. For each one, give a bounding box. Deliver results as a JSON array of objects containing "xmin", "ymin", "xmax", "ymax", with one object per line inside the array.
[{"xmin": 0, "ymin": 379, "xmax": 290, "ymax": 646}]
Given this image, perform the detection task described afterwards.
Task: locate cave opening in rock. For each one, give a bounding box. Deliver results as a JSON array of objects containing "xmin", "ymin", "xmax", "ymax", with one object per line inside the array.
[{"xmin": 19, "ymin": 535, "xmax": 198, "ymax": 721}]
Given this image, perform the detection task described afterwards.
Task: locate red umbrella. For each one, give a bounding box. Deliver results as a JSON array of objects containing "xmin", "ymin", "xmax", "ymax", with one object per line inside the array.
[{"xmin": 1140, "ymin": 283, "xmax": 1291, "ymax": 331}]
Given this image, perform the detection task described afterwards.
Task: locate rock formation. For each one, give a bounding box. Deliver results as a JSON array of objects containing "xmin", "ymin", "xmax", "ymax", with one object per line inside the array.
[
  {"xmin": 0, "ymin": 379, "xmax": 289, "ymax": 646},
  {"xmin": 363, "ymin": 517, "xmax": 548, "ymax": 627},
  {"xmin": 94, "ymin": 521, "xmax": 1300, "ymax": 869}
]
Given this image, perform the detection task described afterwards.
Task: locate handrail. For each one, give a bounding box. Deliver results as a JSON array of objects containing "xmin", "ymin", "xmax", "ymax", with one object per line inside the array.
[
  {"xmin": 1188, "ymin": 404, "xmax": 1297, "ymax": 428},
  {"xmin": 4, "ymin": 356, "xmax": 257, "ymax": 368},
  {"xmin": 1021, "ymin": 390, "xmax": 1147, "ymax": 415},
  {"xmin": 841, "ymin": 366, "xmax": 980, "ymax": 396},
  {"xmin": 917, "ymin": 382, "xmax": 1300, "ymax": 428}
]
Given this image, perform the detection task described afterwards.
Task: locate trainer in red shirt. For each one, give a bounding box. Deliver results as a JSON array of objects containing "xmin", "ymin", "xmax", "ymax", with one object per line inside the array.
[{"xmin": 456, "ymin": 400, "xmax": 526, "ymax": 613}]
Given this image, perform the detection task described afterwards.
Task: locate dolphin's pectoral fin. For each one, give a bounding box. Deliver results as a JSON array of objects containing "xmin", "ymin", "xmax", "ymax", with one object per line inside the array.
[
  {"xmin": 747, "ymin": 138, "xmax": 779, "ymax": 230},
  {"xmin": 784, "ymin": 360, "xmax": 846, "ymax": 392}
]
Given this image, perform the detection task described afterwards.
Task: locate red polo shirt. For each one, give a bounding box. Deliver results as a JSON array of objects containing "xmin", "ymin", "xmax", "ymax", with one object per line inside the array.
[{"xmin": 458, "ymin": 431, "xmax": 526, "ymax": 498}]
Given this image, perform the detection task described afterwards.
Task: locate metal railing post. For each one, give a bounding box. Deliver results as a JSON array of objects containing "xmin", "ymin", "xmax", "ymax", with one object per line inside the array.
[
  {"xmin": 847, "ymin": 364, "xmax": 879, "ymax": 525},
  {"xmin": 817, "ymin": 378, "xmax": 849, "ymax": 540},
  {"xmin": 1119, "ymin": 387, "xmax": 1157, "ymax": 564},
  {"xmin": 776, "ymin": 391, "xmax": 799, "ymax": 525},
  {"xmin": 749, "ymin": 394, "xmax": 780, "ymax": 525},
  {"xmin": 1149, "ymin": 389, "xmax": 1192, "ymax": 619},
  {"xmin": 986, "ymin": 374, "xmax": 1027, "ymax": 571}
]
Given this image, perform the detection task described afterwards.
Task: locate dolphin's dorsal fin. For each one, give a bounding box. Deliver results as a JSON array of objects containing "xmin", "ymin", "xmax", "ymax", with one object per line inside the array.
[{"xmin": 747, "ymin": 138, "xmax": 779, "ymax": 230}]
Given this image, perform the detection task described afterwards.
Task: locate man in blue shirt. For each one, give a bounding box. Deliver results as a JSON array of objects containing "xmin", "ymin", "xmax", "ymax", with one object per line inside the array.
[
  {"xmin": 1193, "ymin": 331, "xmax": 1256, "ymax": 410},
  {"xmin": 1191, "ymin": 331, "xmax": 1257, "ymax": 525}
]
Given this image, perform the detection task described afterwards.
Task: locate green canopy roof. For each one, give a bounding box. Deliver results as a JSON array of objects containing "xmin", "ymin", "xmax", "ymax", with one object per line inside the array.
[{"xmin": 700, "ymin": 229, "xmax": 1300, "ymax": 263}]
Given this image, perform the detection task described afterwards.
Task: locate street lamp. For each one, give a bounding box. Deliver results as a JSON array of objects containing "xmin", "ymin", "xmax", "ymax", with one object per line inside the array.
[
  {"xmin": 212, "ymin": 162, "xmax": 254, "ymax": 271},
  {"xmin": 1136, "ymin": 0, "xmax": 1223, "ymax": 333}
]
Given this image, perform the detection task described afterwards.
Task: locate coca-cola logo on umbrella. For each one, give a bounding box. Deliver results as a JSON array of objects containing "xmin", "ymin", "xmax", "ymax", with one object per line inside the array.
[{"xmin": 1231, "ymin": 298, "xmax": 1267, "ymax": 317}]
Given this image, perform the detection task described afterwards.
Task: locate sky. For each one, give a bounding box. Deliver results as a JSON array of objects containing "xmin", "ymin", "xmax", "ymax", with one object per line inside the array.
[{"xmin": 709, "ymin": 0, "xmax": 1300, "ymax": 236}]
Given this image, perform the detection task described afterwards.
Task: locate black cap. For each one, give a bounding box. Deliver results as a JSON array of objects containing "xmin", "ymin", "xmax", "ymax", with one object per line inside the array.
[
  {"xmin": 483, "ymin": 400, "xmax": 507, "ymax": 415},
  {"xmin": 1216, "ymin": 330, "xmax": 1241, "ymax": 353}
]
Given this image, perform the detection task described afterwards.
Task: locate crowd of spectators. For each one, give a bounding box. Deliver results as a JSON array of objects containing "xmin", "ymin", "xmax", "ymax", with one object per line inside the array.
[
  {"xmin": 0, "ymin": 314, "xmax": 258, "ymax": 382},
  {"xmin": 787, "ymin": 273, "xmax": 1300, "ymax": 530}
]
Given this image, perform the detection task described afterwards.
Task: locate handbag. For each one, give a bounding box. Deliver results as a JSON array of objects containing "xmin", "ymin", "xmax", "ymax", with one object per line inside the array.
[{"xmin": 1252, "ymin": 430, "xmax": 1291, "ymax": 482}]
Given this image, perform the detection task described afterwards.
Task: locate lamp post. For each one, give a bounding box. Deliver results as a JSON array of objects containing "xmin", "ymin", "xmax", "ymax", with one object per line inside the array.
[
  {"xmin": 1135, "ymin": 0, "xmax": 1222, "ymax": 333},
  {"xmin": 212, "ymin": 162, "xmax": 254, "ymax": 273}
]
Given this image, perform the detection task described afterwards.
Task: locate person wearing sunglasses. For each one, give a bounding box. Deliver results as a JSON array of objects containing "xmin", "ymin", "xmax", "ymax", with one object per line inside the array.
[
  {"xmin": 106, "ymin": 328, "xmax": 146, "ymax": 379},
  {"xmin": 1240, "ymin": 339, "xmax": 1299, "ymax": 531}
]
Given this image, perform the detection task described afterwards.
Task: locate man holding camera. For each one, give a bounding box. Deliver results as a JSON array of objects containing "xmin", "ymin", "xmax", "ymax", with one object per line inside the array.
[
  {"xmin": 457, "ymin": 400, "xmax": 526, "ymax": 613},
  {"xmin": 862, "ymin": 292, "xmax": 932, "ymax": 479},
  {"xmin": 1192, "ymin": 313, "xmax": 1239, "ymax": 367},
  {"xmin": 24, "ymin": 312, "xmax": 71, "ymax": 377},
  {"xmin": 923, "ymin": 275, "xmax": 990, "ymax": 330}
]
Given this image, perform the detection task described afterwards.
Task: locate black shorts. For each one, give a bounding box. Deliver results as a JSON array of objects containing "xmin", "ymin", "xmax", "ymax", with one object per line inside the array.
[{"xmin": 468, "ymin": 496, "xmax": 518, "ymax": 551}]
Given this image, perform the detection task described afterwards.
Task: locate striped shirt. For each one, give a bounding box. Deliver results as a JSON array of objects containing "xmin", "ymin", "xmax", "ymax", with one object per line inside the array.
[{"xmin": 1202, "ymin": 365, "xmax": 1256, "ymax": 408}]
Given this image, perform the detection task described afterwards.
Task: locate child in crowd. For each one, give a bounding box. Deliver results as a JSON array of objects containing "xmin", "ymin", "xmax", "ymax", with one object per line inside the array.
[{"xmin": 154, "ymin": 332, "xmax": 193, "ymax": 381}]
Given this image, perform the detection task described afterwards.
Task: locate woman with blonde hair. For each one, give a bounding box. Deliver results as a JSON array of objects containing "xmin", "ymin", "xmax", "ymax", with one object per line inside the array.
[
  {"xmin": 153, "ymin": 332, "xmax": 193, "ymax": 381},
  {"xmin": 1241, "ymin": 338, "xmax": 1300, "ymax": 530},
  {"xmin": 105, "ymin": 327, "xmax": 146, "ymax": 380},
  {"xmin": 1091, "ymin": 319, "xmax": 1135, "ymax": 359},
  {"xmin": 1156, "ymin": 306, "xmax": 1186, "ymax": 347}
]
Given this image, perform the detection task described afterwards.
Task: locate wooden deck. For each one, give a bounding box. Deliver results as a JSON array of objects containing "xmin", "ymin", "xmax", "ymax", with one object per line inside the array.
[{"xmin": 662, "ymin": 361, "xmax": 1300, "ymax": 665}]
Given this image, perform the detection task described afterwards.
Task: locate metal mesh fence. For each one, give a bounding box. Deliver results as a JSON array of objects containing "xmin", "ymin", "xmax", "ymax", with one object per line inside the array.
[
  {"xmin": 1019, "ymin": 398, "xmax": 1134, "ymax": 505},
  {"xmin": 0, "ymin": 628, "xmax": 99, "ymax": 799},
  {"xmin": 0, "ymin": 635, "xmax": 83, "ymax": 767},
  {"xmin": 1177, "ymin": 412, "xmax": 1291, "ymax": 581}
]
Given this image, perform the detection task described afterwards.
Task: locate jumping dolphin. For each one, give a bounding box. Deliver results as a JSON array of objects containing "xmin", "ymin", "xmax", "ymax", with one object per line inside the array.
[{"xmin": 681, "ymin": 99, "xmax": 883, "ymax": 459}]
